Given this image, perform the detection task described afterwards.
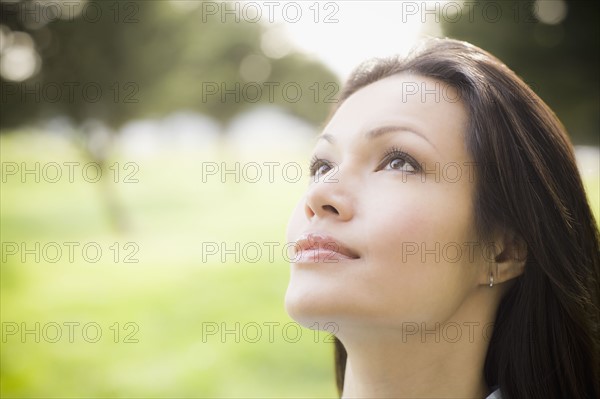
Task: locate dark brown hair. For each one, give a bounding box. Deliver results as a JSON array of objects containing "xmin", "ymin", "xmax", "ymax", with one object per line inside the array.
[{"xmin": 330, "ymin": 38, "xmax": 600, "ymax": 399}]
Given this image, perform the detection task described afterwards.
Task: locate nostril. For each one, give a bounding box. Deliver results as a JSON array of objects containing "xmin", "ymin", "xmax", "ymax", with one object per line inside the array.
[
  {"xmin": 322, "ymin": 204, "xmax": 339, "ymax": 214},
  {"xmin": 305, "ymin": 204, "xmax": 315, "ymax": 218}
]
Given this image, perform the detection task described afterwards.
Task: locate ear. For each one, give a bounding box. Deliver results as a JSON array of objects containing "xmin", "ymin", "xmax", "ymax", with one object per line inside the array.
[{"xmin": 481, "ymin": 229, "xmax": 527, "ymax": 286}]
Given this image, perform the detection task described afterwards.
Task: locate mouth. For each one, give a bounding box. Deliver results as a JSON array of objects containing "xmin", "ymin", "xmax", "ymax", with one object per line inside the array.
[{"xmin": 292, "ymin": 232, "xmax": 360, "ymax": 262}]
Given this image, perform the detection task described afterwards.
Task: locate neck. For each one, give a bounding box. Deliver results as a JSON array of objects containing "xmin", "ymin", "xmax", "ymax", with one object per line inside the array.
[{"xmin": 339, "ymin": 292, "xmax": 496, "ymax": 398}]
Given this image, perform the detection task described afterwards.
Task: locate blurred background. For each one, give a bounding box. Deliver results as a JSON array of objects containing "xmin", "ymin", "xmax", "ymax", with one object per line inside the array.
[{"xmin": 0, "ymin": 0, "xmax": 598, "ymax": 397}]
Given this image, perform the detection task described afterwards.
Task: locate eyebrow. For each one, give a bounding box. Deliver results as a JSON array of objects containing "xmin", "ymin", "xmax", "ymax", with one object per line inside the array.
[{"xmin": 316, "ymin": 125, "xmax": 437, "ymax": 152}]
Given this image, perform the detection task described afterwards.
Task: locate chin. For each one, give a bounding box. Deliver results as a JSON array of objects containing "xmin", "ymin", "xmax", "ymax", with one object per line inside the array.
[
  {"xmin": 284, "ymin": 280, "xmax": 344, "ymax": 329},
  {"xmin": 284, "ymin": 279, "xmax": 376, "ymax": 334}
]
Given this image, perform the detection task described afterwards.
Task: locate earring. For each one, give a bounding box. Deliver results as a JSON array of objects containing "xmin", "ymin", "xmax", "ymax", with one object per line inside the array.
[{"xmin": 489, "ymin": 271, "xmax": 494, "ymax": 287}]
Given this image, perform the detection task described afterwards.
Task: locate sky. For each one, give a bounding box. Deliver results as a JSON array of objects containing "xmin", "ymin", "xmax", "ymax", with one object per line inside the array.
[
  {"xmin": 255, "ymin": 0, "xmax": 567, "ymax": 80},
  {"xmin": 258, "ymin": 1, "xmax": 437, "ymax": 80}
]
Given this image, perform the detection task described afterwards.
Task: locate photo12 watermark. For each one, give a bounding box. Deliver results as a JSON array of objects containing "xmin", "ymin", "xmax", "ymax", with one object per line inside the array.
[
  {"xmin": 1, "ymin": 241, "xmax": 140, "ymax": 264},
  {"xmin": 200, "ymin": 161, "xmax": 304, "ymax": 184},
  {"xmin": 1, "ymin": 81, "xmax": 140, "ymax": 104},
  {"xmin": 1, "ymin": 1, "xmax": 141, "ymax": 25},
  {"xmin": 200, "ymin": 321, "xmax": 337, "ymax": 344},
  {"xmin": 2, "ymin": 321, "xmax": 140, "ymax": 343},
  {"xmin": 197, "ymin": 1, "xmax": 340, "ymax": 24},
  {"xmin": 1, "ymin": 162, "xmax": 139, "ymax": 184},
  {"xmin": 399, "ymin": 1, "xmax": 539, "ymax": 24},
  {"xmin": 201, "ymin": 81, "xmax": 339, "ymax": 104}
]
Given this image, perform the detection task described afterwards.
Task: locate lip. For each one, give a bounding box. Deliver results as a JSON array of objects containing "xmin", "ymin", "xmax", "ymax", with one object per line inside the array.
[{"xmin": 292, "ymin": 232, "xmax": 360, "ymax": 263}]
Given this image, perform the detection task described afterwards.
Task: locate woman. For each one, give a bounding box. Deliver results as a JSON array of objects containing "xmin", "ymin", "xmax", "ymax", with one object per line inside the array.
[{"xmin": 284, "ymin": 38, "xmax": 600, "ymax": 399}]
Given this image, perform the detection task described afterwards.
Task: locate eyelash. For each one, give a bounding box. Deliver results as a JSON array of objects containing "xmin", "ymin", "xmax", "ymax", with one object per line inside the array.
[{"xmin": 308, "ymin": 146, "xmax": 421, "ymax": 177}]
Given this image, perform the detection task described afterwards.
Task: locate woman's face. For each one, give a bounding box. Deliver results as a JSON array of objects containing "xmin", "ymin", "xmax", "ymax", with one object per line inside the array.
[{"xmin": 285, "ymin": 73, "xmax": 490, "ymax": 332}]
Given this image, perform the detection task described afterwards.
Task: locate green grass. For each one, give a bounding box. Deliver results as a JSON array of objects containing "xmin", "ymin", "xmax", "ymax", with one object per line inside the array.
[
  {"xmin": 1, "ymin": 130, "xmax": 598, "ymax": 398},
  {"xmin": 1, "ymin": 130, "xmax": 337, "ymax": 398}
]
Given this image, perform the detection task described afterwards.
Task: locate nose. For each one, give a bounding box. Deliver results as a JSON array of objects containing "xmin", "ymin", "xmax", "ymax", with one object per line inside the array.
[{"xmin": 304, "ymin": 169, "xmax": 354, "ymax": 222}]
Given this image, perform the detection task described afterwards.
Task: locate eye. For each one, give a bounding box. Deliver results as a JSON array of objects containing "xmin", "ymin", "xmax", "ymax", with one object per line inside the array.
[
  {"xmin": 381, "ymin": 147, "xmax": 420, "ymax": 174},
  {"xmin": 308, "ymin": 147, "xmax": 421, "ymax": 178},
  {"xmin": 309, "ymin": 155, "xmax": 333, "ymax": 178}
]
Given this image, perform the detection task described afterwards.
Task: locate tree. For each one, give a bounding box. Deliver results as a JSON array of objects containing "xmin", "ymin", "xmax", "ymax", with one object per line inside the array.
[
  {"xmin": 440, "ymin": 0, "xmax": 599, "ymax": 145},
  {"xmin": 0, "ymin": 0, "xmax": 339, "ymax": 231}
]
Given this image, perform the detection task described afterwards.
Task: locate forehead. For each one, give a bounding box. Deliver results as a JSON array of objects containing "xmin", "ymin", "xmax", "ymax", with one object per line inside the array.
[{"xmin": 321, "ymin": 74, "xmax": 469, "ymax": 155}]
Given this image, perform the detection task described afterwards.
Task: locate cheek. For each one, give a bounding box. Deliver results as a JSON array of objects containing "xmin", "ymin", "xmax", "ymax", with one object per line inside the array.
[
  {"xmin": 366, "ymin": 181, "xmax": 475, "ymax": 255},
  {"xmin": 364, "ymin": 186, "xmax": 454, "ymax": 255},
  {"xmin": 361, "ymin": 186, "xmax": 478, "ymax": 323}
]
